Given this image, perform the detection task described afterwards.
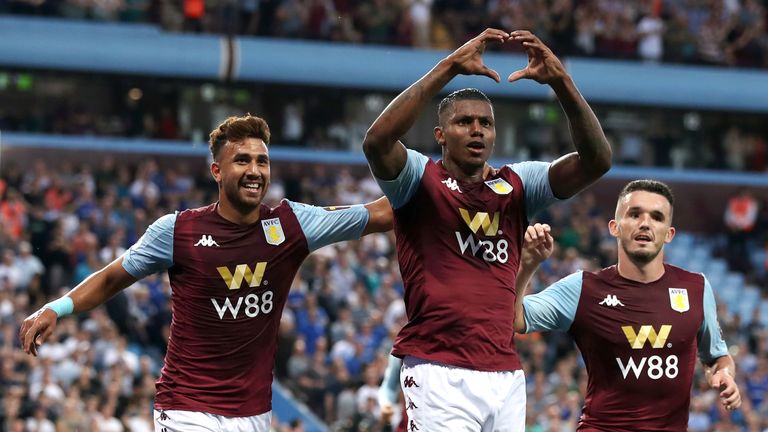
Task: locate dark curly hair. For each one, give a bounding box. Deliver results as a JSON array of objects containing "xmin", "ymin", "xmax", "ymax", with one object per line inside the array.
[{"xmin": 208, "ymin": 114, "xmax": 271, "ymax": 161}]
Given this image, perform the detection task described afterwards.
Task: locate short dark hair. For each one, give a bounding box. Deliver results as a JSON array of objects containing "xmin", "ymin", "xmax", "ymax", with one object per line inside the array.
[
  {"xmin": 438, "ymin": 88, "xmax": 492, "ymax": 119},
  {"xmin": 209, "ymin": 114, "xmax": 271, "ymax": 161},
  {"xmin": 618, "ymin": 179, "xmax": 675, "ymax": 209}
]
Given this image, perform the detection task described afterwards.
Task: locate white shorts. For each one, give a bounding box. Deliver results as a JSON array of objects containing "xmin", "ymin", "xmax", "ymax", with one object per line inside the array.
[
  {"xmin": 400, "ymin": 356, "xmax": 526, "ymax": 432},
  {"xmin": 154, "ymin": 409, "xmax": 271, "ymax": 432}
]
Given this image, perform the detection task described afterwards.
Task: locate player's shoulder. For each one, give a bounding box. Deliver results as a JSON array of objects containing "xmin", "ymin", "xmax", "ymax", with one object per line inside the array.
[
  {"xmin": 664, "ymin": 263, "xmax": 706, "ymax": 285},
  {"xmin": 588, "ymin": 265, "xmax": 618, "ymax": 281},
  {"xmin": 499, "ymin": 161, "xmax": 550, "ymax": 183},
  {"xmin": 177, "ymin": 203, "xmax": 217, "ymax": 221},
  {"xmin": 273, "ymin": 199, "xmax": 295, "ymax": 213},
  {"xmin": 502, "ymin": 160, "xmax": 550, "ymax": 172},
  {"xmin": 280, "ymin": 199, "xmax": 320, "ymax": 218}
]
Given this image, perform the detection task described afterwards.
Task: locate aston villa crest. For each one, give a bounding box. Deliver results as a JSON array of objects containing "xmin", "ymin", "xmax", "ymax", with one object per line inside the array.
[
  {"xmin": 262, "ymin": 218, "xmax": 285, "ymax": 245},
  {"xmin": 669, "ymin": 288, "xmax": 689, "ymax": 313},
  {"xmin": 484, "ymin": 178, "xmax": 513, "ymax": 195}
]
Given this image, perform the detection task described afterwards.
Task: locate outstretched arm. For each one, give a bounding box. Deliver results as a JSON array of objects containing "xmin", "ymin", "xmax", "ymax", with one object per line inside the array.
[
  {"xmin": 362, "ymin": 196, "xmax": 394, "ymax": 235},
  {"xmin": 363, "ymin": 28, "xmax": 511, "ymax": 180},
  {"xmin": 19, "ymin": 258, "xmax": 137, "ymax": 356},
  {"xmin": 508, "ymin": 31, "xmax": 612, "ymax": 199},
  {"xmin": 513, "ymin": 223, "xmax": 553, "ymax": 333},
  {"xmin": 705, "ymin": 355, "xmax": 741, "ymax": 411}
]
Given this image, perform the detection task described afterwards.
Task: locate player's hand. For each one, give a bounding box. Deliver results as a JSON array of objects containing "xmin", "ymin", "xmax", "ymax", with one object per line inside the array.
[
  {"xmin": 19, "ymin": 308, "xmax": 58, "ymax": 357},
  {"xmin": 508, "ymin": 30, "xmax": 567, "ymax": 85},
  {"xmin": 445, "ymin": 28, "xmax": 511, "ymax": 82},
  {"xmin": 380, "ymin": 402, "xmax": 394, "ymax": 422},
  {"xmin": 710, "ymin": 369, "xmax": 741, "ymax": 411},
  {"xmin": 521, "ymin": 223, "xmax": 553, "ymax": 267}
]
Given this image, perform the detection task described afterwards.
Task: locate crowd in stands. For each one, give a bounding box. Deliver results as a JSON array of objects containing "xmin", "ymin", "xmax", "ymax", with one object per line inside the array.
[
  {"xmin": 2, "ymin": 0, "xmax": 767, "ymax": 69},
  {"xmin": 1, "ymin": 156, "xmax": 767, "ymax": 431}
]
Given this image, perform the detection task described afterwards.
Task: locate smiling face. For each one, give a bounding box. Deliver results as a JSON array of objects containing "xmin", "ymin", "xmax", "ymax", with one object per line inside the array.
[
  {"xmin": 211, "ymin": 138, "xmax": 271, "ymax": 216},
  {"xmin": 435, "ymin": 98, "xmax": 496, "ymax": 179},
  {"xmin": 609, "ymin": 190, "xmax": 675, "ymax": 265}
]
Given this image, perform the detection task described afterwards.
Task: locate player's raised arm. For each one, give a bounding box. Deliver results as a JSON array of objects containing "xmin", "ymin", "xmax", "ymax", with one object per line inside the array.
[
  {"xmin": 513, "ymin": 223, "xmax": 553, "ymax": 333},
  {"xmin": 363, "ymin": 28, "xmax": 511, "ymax": 180},
  {"xmin": 508, "ymin": 30, "xmax": 612, "ymax": 199},
  {"xmin": 705, "ymin": 355, "xmax": 741, "ymax": 410},
  {"xmin": 19, "ymin": 257, "xmax": 137, "ymax": 356}
]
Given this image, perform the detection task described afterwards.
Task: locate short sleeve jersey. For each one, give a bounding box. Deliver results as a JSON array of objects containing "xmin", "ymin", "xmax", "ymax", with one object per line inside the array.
[
  {"xmin": 375, "ymin": 149, "xmax": 557, "ymax": 371},
  {"xmin": 122, "ymin": 200, "xmax": 369, "ymax": 416},
  {"xmin": 524, "ymin": 264, "xmax": 728, "ymax": 431}
]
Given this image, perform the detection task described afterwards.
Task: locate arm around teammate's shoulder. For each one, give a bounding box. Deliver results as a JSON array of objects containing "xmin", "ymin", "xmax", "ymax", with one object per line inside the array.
[{"xmin": 362, "ymin": 196, "xmax": 394, "ymax": 235}]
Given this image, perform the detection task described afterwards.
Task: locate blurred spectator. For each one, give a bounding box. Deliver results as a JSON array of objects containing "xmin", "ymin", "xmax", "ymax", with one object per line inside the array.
[
  {"xmin": 724, "ymin": 189, "xmax": 759, "ymax": 273},
  {"xmin": 182, "ymin": 0, "xmax": 204, "ymax": 32},
  {"xmin": 637, "ymin": 8, "xmax": 665, "ymax": 62}
]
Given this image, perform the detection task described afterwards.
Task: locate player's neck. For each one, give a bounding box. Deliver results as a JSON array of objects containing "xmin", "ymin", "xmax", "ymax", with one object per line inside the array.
[
  {"xmin": 216, "ymin": 201, "xmax": 261, "ymax": 225},
  {"xmin": 617, "ymin": 256, "xmax": 665, "ymax": 284},
  {"xmin": 443, "ymin": 160, "xmax": 493, "ymax": 183}
]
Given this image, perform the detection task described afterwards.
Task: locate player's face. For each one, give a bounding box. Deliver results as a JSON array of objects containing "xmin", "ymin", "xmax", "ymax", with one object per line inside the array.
[
  {"xmin": 609, "ymin": 191, "xmax": 675, "ymax": 264},
  {"xmin": 435, "ymin": 100, "xmax": 496, "ymax": 173},
  {"xmin": 211, "ymin": 138, "xmax": 271, "ymax": 213}
]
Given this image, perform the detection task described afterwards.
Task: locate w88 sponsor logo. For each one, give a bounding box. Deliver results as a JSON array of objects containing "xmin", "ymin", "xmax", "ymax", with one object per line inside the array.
[
  {"xmin": 211, "ymin": 262, "xmax": 274, "ymax": 319},
  {"xmin": 616, "ymin": 355, "xmax": 679, "ymax": 380},
  {"xmin": 616, "ymin": 324, "xmax": 678, "ymax": 379},
  {"xmin": 455, "ymin": 232, "xmax": 509, "ymax": 264},
  {"xmin": 211, "ymin": 291, "xmax": 274, "ymax": 319},
  {"xmin": 455, "ymin": 208, "xmax": 508, "ymax": 264}
]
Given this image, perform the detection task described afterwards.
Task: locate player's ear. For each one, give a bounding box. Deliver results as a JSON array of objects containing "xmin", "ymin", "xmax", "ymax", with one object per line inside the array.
[
  {"xmin": 434, "ymin": 126, "xmax": 446, "ymax": 147},
  {"xmin": 664, "ymin": 226, "xmax": 676, "ymax": 243},
  {"xmin": 211, "ymin": 162, "xmax": 221, "ymax": 184},
  {"xmin": 608, "ymin": 219, "xmax": 619, "ymax": 238}
]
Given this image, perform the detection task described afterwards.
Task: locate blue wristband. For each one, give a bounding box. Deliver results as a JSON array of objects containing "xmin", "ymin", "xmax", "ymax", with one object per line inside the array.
[{"xmin": 43, "ymin": 297, "xmax": 74, "ymax": 318}]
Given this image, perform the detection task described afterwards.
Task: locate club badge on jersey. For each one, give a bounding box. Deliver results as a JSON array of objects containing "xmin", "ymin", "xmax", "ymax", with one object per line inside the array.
[
  {"xmin": 261, "ymin": 218, "xmax": 285, "ymax": 245},
  {"xmin": 484, "ymin": 178, "xmax": 514, "ymax": 195},
  {"xmin": 668, "ymin": 288, "xmax": 689, "ymax": 313}
]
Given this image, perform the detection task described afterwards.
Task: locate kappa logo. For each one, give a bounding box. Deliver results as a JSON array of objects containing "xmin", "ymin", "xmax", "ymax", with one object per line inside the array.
[
  {"xmin": 194, "ymin": 234, "xmax": 220, "ymax": 247},
  {"xmin": 599, "ymin": 294, "xmax": 625, "ymax": 307},
  {"xmin": 406, "ymin": 397, "xmax": 418, "ymax": 410},
  {"xmin": 442, "ymin": 177, "xmax": 462, "ymax": 193},
  {"xmin": 622, "ymin": 325, "xmax": 672, "ymax": 349},
  {"xmin": 403, "ymin": 376, "xmax": 419, "ymax": 388}
]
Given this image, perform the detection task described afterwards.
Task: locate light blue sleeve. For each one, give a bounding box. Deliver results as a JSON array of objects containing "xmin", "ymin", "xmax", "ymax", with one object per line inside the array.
[
  {"xmin": 507, "ymin": 161, "xmax": 560, "ymax": 220},
  {"xmin": 373, "ymin": 149, "xmax": 429, "ymax": 210},
  {"xmin": 697, "ymin": 276, "xmax": 729, "ymax": 364},
  {"xmin": 523, "ymin": 271, "xmax": 583, "ymax": 333},
  {"xmin": 287, "ymin": 200, "xmax": 369, "ymax": 252},
  {"xmin": 122, "ymin": 213, "xmax": 176, "ymax": 278},
  {"xmin": 378, "ymin": 355, "xmax": 402, "ymax": 407}
]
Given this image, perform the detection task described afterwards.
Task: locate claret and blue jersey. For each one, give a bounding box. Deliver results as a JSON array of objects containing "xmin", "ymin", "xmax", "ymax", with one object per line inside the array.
[
  {"xmin": 375, "ymin": 148, "xmax": 558, "ymax": 372},
  {"xmin": 524, "ymin": 264, "xmax": 729, "ymax": 431},
  {"xmin": 121, "ymin": 200, "xmax": 370, "ymax": 417}
]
